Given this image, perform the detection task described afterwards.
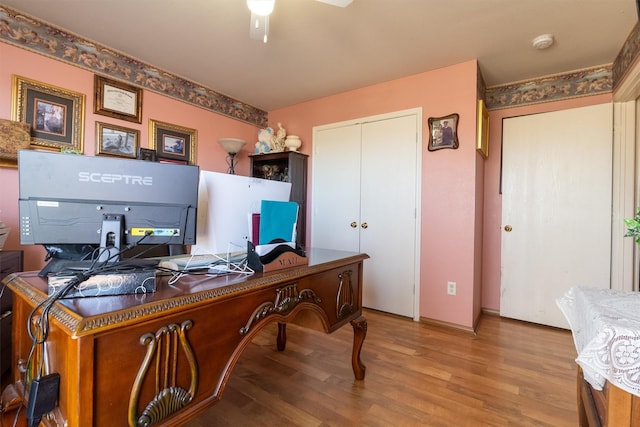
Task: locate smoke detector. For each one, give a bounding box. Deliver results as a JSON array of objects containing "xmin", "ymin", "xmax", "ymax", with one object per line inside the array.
[{"xmin": 532, "ymin": 34, "xmax": 554, "ymax": 50}]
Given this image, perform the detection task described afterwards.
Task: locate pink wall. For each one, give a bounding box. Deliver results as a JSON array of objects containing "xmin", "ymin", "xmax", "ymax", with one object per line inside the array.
[
  {"xmin": 3, "ymin": 38, "xmax": 608, "ymax": 328},
  {"xmin": 481, "ymin": 93, "xmax": 613, "ymax": 311},
  {"xmin": 0, "ymin": 42, "xmax": 259, "ymax": 271},
  {"xmin": 270, "ymin": 60, "xmax": 482, "ymax": 328}
]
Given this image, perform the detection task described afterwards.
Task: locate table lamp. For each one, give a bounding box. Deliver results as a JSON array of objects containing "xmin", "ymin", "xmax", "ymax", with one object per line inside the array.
[{"xmin": 218, "ymin": 138, "xmax": 246, "ymax": 174}]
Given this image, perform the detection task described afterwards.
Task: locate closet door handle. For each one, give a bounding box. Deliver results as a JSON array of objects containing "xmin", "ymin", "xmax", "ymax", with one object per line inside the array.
[
  {"xmin": 361, "ymin": 222, "xmax": 368, "ymax": 229},
  {"xmin": 350, "ymin": 222, "xmax": 358, "ymax": 228}
]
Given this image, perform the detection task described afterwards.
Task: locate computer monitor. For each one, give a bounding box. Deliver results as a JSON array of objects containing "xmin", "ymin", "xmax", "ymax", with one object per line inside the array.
[
  {"xmin": 192, "ymin": 170, "xmax": 291, "ymax": 256},
  {"xmin": 18, "ymin": 150, "xmax": 199, "ymax": 268}
]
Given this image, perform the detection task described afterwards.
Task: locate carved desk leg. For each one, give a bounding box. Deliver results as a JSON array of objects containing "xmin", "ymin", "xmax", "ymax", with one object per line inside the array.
[
  {"xmin": 1, "ymin": 383, "xmax": 23, "ymax": 426},
  {"xmin": 351, "ymin": 315, "xmax": 367, "ymax": 380},
  {"xmin": 276, "ymin": 322, "xmax": 287, "ymax": 351}
]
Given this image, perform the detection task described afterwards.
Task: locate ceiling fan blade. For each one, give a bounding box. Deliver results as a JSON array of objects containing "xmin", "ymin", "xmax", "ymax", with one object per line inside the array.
[
  {"xmin": 315, "ymin": 0, "xmax": 353, "ymax": 7},
  {"xmin": 249, "ymin": 12, "xmax": 269, "ymax": 43}
]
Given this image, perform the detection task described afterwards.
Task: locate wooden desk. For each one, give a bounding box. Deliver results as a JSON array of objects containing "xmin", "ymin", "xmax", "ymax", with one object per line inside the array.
[
  {"xmin": 0, "ymin": 250, "xmax": 23, "ymax": 379},
  {"xmin": 0, "ymin": 249, "xmax": 368, "ymax": 426}
]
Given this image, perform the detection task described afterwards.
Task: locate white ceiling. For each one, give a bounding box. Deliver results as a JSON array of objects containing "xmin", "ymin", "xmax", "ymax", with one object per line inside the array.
[{"xmin": 2, "ymin": 0, "xmax": 637, "ymax": 111}]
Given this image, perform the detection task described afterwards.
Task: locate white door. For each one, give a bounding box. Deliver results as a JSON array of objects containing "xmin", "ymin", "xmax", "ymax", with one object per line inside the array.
[
  {"xmin": 312, "ymin": 111, "xmax": 419, "ymax": 318},
  {"xmin": 501, "ymin": 103, "xmax": 613, "ymax": 328},
  {"xmin": 311, "ymin": 124, "xmax": 362, "ymax": 252}
]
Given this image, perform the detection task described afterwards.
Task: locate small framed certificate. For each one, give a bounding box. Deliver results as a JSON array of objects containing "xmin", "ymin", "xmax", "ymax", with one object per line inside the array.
[{"xmin": 94, "ymin": 75, "xmax": 143, "ymax": 123}]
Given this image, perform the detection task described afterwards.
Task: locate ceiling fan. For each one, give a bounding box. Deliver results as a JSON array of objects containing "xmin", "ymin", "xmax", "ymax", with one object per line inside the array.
[{"xmin": 247, "ymin": 0, "xmax": 354, "ymax": 43}]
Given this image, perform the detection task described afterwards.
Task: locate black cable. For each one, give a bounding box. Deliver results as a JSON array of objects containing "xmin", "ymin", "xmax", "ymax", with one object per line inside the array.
[
  {"xmin": 19, "ymin": 230, "xmax": 184, "ymax": 426},
  {"xmin": 26, "ymin": 273, "xmax": 87, "ymax": 345},
  {"xmin": 25, "ymin": 230, "xmax": 170, "ymax": 346},
  {"xmin": 26, "ymin": 229, "xmax": 183, "ymax": 352},
  {"xmin": 118, "ymin": 230, "xmax": 175, "ymax": 260}
]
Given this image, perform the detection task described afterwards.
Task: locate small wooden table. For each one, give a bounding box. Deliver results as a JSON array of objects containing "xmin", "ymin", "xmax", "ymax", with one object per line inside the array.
[
  {"xmin": 557, "ymin": 287, "xmax": 640, "ymax": 426},
  {"xmin": 1, "ymin": 249, "xmax": 368, "ymax": 426}
]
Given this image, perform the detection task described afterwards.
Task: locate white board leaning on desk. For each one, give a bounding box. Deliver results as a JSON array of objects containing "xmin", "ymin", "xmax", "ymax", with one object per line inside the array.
[{"xmin": 192, "ymin": 170, "xmax": 292, "ymax": 256}]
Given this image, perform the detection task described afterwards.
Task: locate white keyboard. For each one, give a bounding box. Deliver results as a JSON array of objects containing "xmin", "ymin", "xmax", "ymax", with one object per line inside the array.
[
  {"xmin": 170, "ymin": 255, "xmax": 220, "ymax": 268},
  {"xmin": 169, "ymin": 252, "xmax": 246, "ymax": 268}
]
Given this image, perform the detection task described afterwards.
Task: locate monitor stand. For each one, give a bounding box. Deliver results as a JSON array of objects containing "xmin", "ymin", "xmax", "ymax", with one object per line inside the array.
[
  {"xmin": 37, "ymin": 215, "xmax": 183, "ymax": 277},
  {"xmin": 97, "ymin": 213, "xmax": 124, "ymax": 263},
  {"xmin": 38, "ymin": 214, "xmax": 124, "ymax": 277},
  {"xmin": 37, "ymin": 244, "xmax": 95, "ymax": 277}
]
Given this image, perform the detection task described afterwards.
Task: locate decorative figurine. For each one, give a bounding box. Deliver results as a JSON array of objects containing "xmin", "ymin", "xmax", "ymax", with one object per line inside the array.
[
  {"xmin": 254, "ymin": 127, "xmax": 273, "ymax": 154},
  {"xmin": 262, "ymin": 164, "xmax": 280, "ymax": 180},
  {"xmin": 284, "ymin": 135, "xmax": 302, "ymax": 151},
  {"xmin": 270, "ymin": 122, "xmax": 287, "ymax": 152}
]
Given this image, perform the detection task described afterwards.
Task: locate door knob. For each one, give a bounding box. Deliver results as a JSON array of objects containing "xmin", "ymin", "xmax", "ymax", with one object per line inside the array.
[
  {"xmin": 504, "ymin": 225, "xmax": 512, "ymax": 232},
  {"xmin": 350, "ymin": 222, "xmax": 358, "ymax": 228},
  {"xmin": 361, "ymin": 222, "xmax": 368, "ymax": 229}
]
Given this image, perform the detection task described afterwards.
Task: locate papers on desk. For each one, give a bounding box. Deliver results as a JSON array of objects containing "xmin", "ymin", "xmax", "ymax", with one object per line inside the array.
[
  {"xmin": 253, "ymin": 241, "xmax": 296, "ymax": 256},
  {"xmin": 258, "ymin": 200, "xmax": 298, "ymax": 245},
  {"xmin": 249, "ymin": 200, "xmax": 299, "ymax": 255}
]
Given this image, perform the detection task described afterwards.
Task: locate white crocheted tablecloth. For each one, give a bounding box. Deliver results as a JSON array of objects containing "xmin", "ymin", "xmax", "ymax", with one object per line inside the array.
[{"xmin": 557, "ymin": 287, "xmax": 640, "ymax": 396}]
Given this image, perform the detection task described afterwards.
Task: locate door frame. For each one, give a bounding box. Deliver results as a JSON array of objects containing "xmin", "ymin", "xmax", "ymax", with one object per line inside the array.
[
  {"xmin": 613, "ymin": 64, "xmax": 640, "ymax": 292},
  {"xmin": 311, "ymin": 107, "xmax": 423, "ymax": 321}
]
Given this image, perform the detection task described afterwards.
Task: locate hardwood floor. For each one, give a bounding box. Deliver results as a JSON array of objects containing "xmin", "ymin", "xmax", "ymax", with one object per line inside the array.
[{"xmin": 185, "ymin": 309, "xmax": 578, "ymax": 426}]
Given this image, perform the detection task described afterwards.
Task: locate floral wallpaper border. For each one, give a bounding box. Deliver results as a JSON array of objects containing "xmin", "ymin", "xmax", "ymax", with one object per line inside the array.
[
  {"xmin": 0, "ymin": 5, "xmax": 268, "ymax": 127},
  {"xmin": 485, "ymin": 65, "xmax": 613, "ymax": 111},
  {"xmin": 1, "ymin": 5, "xmax": 637, "ymax": 117},
  {"xmin": 485, "ymin": 20, "xmax": 640, "ymax": 111},
  {"xmin": 613, "ymin": 20, "xmax": 640, "ymax": 90}
]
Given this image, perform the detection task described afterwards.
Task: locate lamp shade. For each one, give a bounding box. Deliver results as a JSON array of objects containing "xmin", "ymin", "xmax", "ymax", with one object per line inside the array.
[
  {"xmin": 218, "ymin": 138, "xmax": 246, "ymax": 154},
  {"xmin": 247, "ymin": 0, "xmax": 275, "ymax": 16}
]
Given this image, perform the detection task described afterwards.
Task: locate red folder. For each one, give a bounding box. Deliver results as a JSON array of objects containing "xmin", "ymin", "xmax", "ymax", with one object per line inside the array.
[{"xmin": 251, "ymin": 213, "xmax": 260, "ymax": 245}]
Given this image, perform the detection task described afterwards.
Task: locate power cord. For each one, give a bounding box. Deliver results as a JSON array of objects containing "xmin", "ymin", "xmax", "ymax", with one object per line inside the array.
[
  {"xmin": 22, "ymin": 228, "xmax": 208, "ymax": 425},
  {"xmin": 22, "ymin": 232, "xmax": 161, "ymax": 426}
]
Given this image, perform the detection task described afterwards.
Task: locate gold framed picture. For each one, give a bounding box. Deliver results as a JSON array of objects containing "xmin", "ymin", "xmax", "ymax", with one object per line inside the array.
[
  {"xmin": 95, "ymin": 122, "xmax": 139, "ymax": 159},
  {"xmin": 477, "ymin": 99, "xmax": 489, "ymax": 158},
  {"xmin": 94, "ymin": 75, "xmax": 143, "ymax": 124},
  {"xmin": 11, "ymin": 75, "xmax": 85, "ymax": 152},
  {"xmin": 149, "ymin": 119, "xmax": 197, "ymax": 165}
]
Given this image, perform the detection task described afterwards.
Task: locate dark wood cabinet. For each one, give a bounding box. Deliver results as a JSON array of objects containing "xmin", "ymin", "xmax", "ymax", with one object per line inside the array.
[
  {"xmin": 249, "ymin": 151, "xmax": 308, "ymax": 247},
  {"xmin": 0, "ymin": 250, "xmax": 23, "ymax": 378}
]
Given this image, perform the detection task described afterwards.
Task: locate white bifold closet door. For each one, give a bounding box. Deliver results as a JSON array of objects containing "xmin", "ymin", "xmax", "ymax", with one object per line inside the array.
[{"xmin": 312, "ymin": 111, "xmax": 419, "ymax": 318}]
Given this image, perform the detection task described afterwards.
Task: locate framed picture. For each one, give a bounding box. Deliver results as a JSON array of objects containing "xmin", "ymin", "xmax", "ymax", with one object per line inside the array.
[
  {"xmin": 427, "ymin": 113, "xmax": 459, "ymax": 151},
  {"xmin": 94, "ymin": 75, "xmax": 143, "ymax": 123},
  {"xmin": 477, "ymin": 100, "xmax": 489, "ymax": 158},
  {"xmin": 96, "ymin": 122, "xmax": 139, "ymax": 158},
  {"xmin": 159, "ymin": 158, "xmax": 188, "ymax": 165},
  {"xmin": 11, "ymin": 75, "xmax": 85, "ymax": 152},
  {"xmin": 137, "ymin": 147, "xmax": 157, "ymax": 162},
  {"xmin": 149, "ymin": 119, "xmax": 197, "ymax": 165}
]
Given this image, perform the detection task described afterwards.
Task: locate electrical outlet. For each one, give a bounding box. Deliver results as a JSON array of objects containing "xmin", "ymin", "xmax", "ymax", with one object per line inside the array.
[{"xmin": 447, "ymin": 281, "xmax": 456, "ymax": 295}]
